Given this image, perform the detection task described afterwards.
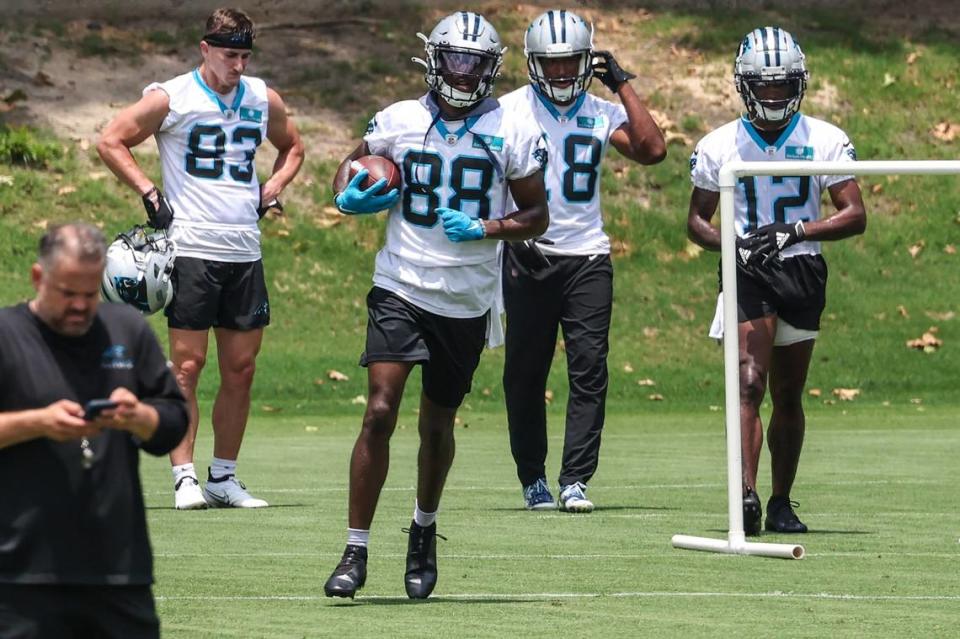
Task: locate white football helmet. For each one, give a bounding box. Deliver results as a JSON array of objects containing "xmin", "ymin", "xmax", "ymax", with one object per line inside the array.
[
  {"xmin": 100, "ymin": 226, "xmax": 176, "ymax": 315},
  {"xmin": 735, "ymin": 26, "xmax": 808, "ymax": 125},
  {"xmin": 413, "ymin": 12, "xmax": 505, "ymax": 108},
  {"xmin": 524, "ymin": 10, "xmax": 594, "ymax": 104}
]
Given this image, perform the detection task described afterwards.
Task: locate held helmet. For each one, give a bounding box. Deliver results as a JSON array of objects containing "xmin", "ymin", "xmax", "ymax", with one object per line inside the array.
[
  {"xmin": 100, "ymin": 225, "xmax": 176, "ymax": 315},
  {"xmin": 413, "ymin": 12, "xmax": 505, "ymax": 108},
  {"xmin": 734, "ymin": 26, "xmax": 808, "ymax": 125},
  {"xmin": 524, "ymin": 10, "xmax": 594, "ymax": 104}
]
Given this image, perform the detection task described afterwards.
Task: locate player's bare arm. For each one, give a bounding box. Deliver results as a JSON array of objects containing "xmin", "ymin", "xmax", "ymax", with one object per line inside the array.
[
  {"xmin": 608, "ymin": 83, "xmax": 666, "ymax": 165},
  {"xmin": 96, "ymin": 89, "xmax": 171, "ymax": 196},
  {"xmin": 482, "ymin": 170, "xmax": 549, "ymax": 240},
  {"xmin": 261, "ymin": 87, "xmax": 305, "ymax": 204},
  {"xmin": 803, "ymin": 179, "xmax": 867, "ymax": 241},
  {"xmin": 686, "ymin": 186, "xmax": 722, "ymax": 250}
]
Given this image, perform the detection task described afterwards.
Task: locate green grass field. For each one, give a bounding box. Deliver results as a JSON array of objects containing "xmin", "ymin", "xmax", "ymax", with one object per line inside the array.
[
  {"xmin": 144, "ymin": 406, "xmax": 959, "ymax": 638},
  {"xmin": 3, "ymin": 3, "xmax": 960, "ymax": 637}
]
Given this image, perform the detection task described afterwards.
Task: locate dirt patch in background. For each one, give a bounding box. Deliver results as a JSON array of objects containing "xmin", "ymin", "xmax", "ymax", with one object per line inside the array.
[{"xmin": 1, "ymin": 1, "xmax": 957, "ymax": 163}]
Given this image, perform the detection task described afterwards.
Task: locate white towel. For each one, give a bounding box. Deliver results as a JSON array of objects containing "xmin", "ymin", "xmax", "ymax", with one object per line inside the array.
[
  {"xmin": 486, "ymin": 244, "xmax": 506, "ymax": 349},
  {"xmin": 708, "ymin": 292, "xmax": 724, "ymax": 342}
]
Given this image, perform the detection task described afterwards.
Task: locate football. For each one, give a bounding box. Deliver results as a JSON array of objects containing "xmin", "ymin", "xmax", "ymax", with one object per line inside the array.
[{"xmin": 349, "ymin": 155, "xmax": 402, "ymax": 194}]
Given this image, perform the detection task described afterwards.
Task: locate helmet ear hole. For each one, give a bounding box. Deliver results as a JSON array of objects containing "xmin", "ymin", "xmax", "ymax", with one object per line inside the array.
[{"xmin": 101, "ymin": 226, "xmax": 176, "ymax": 315}]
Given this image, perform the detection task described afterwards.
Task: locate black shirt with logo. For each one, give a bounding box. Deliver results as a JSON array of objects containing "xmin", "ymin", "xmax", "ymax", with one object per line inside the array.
[{"xmin": 0, "ymin": 302, "xmax": 188, "ymax": 585}]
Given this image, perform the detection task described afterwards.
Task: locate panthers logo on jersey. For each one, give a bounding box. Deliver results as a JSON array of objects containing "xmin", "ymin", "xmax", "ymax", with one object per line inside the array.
[
  {"xmin": 844, "ymin": 140, "xmax": 857, "ymax": 161},
  {"xmin": 533, "ymin": 144, "xmax": 548, "ymax": 170}
]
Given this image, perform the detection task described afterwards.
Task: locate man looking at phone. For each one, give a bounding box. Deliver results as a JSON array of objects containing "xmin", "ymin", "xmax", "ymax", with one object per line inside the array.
[{"xmin": 0, "ymin": 223, "xmax": 188, "ymax": 638}]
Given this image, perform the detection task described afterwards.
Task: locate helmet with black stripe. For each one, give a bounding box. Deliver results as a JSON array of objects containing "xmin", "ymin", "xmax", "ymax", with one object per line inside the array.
[
  {"xmin": 735, "ymin": 26, "xmax": 808, "ymax": 126},
  {"xmin": 524, "ymin": 9, "xmax": 594, "ymax": 104},
  {"xmin": 413, "ymin": 12, "xmax": 505, "ymax": 109},
  {"xmin": 100, "ymin": 225, "xmax": 176, "ymax": 315}
]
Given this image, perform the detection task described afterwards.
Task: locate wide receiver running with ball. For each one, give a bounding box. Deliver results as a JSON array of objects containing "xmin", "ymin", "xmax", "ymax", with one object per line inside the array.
[
  {"xmin": 686, "ymin": 26, "xmax": 866, "ymax": 536},
  {"xmin": 322, "ymin": 11, "xmax": 549, "ymax": 599}
]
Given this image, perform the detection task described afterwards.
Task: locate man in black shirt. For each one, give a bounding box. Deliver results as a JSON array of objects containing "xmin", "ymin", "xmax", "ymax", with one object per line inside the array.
[{"xmin": 0, "ymin": 223, "xmax": 188, "ymax": 639}]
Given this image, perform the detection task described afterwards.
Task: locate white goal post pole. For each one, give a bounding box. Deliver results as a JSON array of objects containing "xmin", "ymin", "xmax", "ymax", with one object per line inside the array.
[{"xmin": 672, "ymin": 160, "xmax": 960, "ymax": 560}]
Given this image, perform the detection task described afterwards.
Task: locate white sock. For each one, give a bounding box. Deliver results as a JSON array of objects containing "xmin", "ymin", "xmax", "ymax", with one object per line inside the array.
[
  {"xmin": 172, "ymin": 463, "xmax": 196, "ymax": 486},
  {"xmin": 210, "ymin": 457, "xmax": 237, "ymax": 480},
  {"xmin": 413, "ymin": 500, "xmax": 437, "ymax": 527},
  {"xmin": 347, "ymin": 528, "xmax": 370, "ymax": 548}
]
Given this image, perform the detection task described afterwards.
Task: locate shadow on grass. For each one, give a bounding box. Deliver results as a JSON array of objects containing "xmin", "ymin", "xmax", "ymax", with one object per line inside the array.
[
  {"xmin": 482, "ymin": 504, "xmax": 677, "ymax": 513},
  {"xmin": 704, "ymin": 528, "xmax": 873, "ymax": 535},
  {"xmin": 333, "ymin": 596, "xmax": 555, "ymax": 606},
  {"xmin": 145, "ymin": 503, "xmax": 310, "ymax": 511}
]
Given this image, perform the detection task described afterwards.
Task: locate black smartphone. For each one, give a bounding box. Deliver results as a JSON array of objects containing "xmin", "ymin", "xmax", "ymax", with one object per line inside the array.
[{"xmin": 83, "ymin": 399, "xmax": 118, "ymax": 421}]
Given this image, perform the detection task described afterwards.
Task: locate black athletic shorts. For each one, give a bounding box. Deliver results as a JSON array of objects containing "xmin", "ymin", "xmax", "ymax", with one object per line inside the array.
[
  {"xmin": 360, "ymin": 287, "xmax": 487, "ymax": 408},
  {"xmin": 0, "ymin": 583, "xmax": 159, "ymax": 639},
  {"xmin": 166, "ymin": 257, "xmax": 270, "ymax": 330},
  {"xmin": 722, "ymin": 254, "xmax": 828, "ymax": 330}
]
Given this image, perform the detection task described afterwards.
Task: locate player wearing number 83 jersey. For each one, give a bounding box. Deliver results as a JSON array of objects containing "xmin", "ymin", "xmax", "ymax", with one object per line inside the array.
[
  {"xmin": 145, "ymin": 70, "xmax": 269, "ymax": 260},
  {"xmin": 97, "ymin": 8, "xmax": 304, "ymax": 516}
]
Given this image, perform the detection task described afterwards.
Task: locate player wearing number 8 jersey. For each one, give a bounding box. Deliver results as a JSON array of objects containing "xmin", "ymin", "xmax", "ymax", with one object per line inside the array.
[
  {"xmin": 323, "ymin": 12, "xmax": 548, "ymax": 600},
  {"xmin": 98, "ymin": 7, "xmax": 304, "ymax": 512},
  {"xmin": 686, "ymin": 26, "xmax": 865, "ymax": 536},
  {"xmin": 498, "ymin": 10, "xmax": 665, "ymax": 514}
]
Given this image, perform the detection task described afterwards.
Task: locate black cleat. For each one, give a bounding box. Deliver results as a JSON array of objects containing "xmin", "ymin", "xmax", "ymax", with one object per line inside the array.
[
  {"xmin": 765, "ymin": 496, "xmax": 808, "ymax": 533},
  {"xmin": 403, "ymin": 521, "xmax": 444, "ymax": 599},
  {"xmin": 324, "ymin": 544, "xmax": 367, "ymax": 598},
  {"xmin": 743, "ymin": 487, "xmax": 762, "ymax": 537}
]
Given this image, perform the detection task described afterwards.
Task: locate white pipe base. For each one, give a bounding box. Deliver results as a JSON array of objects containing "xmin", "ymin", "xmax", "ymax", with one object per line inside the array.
[{"xmin": 672, "ymin": 534, "xmax": 805, "ymax": 560}]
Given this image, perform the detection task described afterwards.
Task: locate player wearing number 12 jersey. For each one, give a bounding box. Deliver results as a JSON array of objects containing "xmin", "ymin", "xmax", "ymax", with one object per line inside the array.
[
  {"xmin": 686, "ymin": 26, "xmax": 865, "ymax": 536},
  {"xmin": 498, "ymin": 10, "xmax": 665, "ymax": 514},
  {"xmin": 98, "ymin": 8, "xmax": 304, "ymax": 512},
  {"xmin": 322, "ymin": 12, "xmax": 548, "ymax": 601}
]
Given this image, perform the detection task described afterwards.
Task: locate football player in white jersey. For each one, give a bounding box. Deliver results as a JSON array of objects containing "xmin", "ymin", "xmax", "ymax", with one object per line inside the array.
[
  {"xmin": 97, "ymin": 8, "xmax": 304, "ymax": 511},
  {"xmin": 498, "ymin": 10, "xmax": 665, "ymax": 513},
  {"xmin": 687, "ymin": 27, "xmax": 866, "ymax": 535},
  {"xmin": 322, "ymin": 12, "xmax": 548, "ymax": 600}
]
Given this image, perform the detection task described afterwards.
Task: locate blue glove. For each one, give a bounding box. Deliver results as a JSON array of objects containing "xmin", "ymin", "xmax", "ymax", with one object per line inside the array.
[
  {"xmin": 334, "ymin": 169, "xmax": 400, "ymax": 215},
  {"xmin": 438, "ymin": 207, "xmax": 486, "ymax": 242}
]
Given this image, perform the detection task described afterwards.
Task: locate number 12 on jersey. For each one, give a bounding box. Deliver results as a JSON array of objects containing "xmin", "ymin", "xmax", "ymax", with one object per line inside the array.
[{"xmin": 738, "ymin": 175, "xmax": 811, "ymax": 232}]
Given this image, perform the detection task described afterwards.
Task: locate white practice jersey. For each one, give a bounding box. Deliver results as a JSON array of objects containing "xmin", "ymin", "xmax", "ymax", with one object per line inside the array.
[
  {"xmin": 690, "ymin": 113, "xmax": 856, "ymax": 259},
  {"xmin": 145, "ymin": 70, "xmax": 270, "ymax": 262},
  {"xmin": 500, "ymin": 85, "xmax": 627, "ymax": 256},
  {"xmin": 364, "ymin": 93, "xmax": 546, "ymax": 318}
]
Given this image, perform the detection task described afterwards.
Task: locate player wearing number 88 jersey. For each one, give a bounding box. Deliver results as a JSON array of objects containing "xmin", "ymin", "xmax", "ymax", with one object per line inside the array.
[
  {"xmin": 498, "ymin": 10, "xmax": 665, "ymax": 513},
  {"xmin": 363, "ymin": 95, "xmax": 546, "ymax": 316},
  {"xmin": 324, "ymin": 12, "xmax": 548, "ymax": 600},
  {"xmin": 686, "ymin": 26, "xmax": 866, "ymax": 536},
  {"xmin": 98, "ymin": 8, "xmax": 304, "ymax": 514}
]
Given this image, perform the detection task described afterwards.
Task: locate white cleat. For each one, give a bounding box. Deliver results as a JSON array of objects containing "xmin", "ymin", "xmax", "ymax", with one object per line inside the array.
[
  {"xmin": 558, "ymin": 482, "xmax": 594, "ymax": 513},
  {"xmin": 174, "ymin": 476, "xmax": 208, "ymax": 510},
  {"xmin": 203, "ymin": 475, "xmax": 269, "ymax": 508}
]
